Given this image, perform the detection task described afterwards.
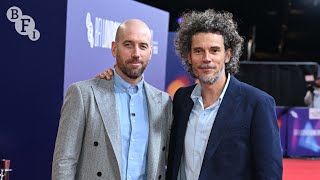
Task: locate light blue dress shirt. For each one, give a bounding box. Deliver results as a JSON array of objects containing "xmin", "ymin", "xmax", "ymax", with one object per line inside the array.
[
  {"xmin": 113, "ymin": 71, "xmax": 149, "ymax": 180},
  {"xmin": 178, "ymin": 74, "xmax": 230, "ymax": 180}
]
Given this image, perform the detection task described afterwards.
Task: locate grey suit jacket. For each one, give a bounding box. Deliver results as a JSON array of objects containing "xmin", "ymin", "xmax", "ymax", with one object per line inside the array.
[{"xmin": 52, "ymin": 78, "xmax": 173, "ymax": 180}]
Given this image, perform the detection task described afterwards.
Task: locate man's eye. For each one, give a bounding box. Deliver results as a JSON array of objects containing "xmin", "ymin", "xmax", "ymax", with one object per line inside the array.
[{"xmin": 211, "ymin": 49, "xmax": 219, "ymax": 53}]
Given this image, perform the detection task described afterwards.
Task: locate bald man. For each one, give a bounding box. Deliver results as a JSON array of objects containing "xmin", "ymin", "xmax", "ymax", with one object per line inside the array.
[{"xmin": 52, "ymin": 19, "xmax": 173, "ymax": 180}]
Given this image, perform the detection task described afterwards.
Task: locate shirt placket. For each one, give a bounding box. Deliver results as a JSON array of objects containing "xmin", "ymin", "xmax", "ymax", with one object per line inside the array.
[{"xmin": 127, "ymin": 88, "xmax": 137, "ymax": 180}]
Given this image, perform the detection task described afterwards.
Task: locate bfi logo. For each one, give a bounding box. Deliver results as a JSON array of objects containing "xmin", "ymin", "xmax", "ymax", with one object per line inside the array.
[{"xmin": 6, "ymin": 6, "xmax": 40, "ymax": 41}]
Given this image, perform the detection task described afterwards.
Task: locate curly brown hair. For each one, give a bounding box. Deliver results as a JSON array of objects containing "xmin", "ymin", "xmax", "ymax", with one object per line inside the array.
[{"xmin": 175, "ymin": 9, "xmax": 244, "ymax": 75}]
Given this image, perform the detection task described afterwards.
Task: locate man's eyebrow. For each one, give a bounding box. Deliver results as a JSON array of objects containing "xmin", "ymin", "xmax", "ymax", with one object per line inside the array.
[
  {"xmin": 140, "ymin": 42, "xmax": 149, "ymax": 46},
  {"xmin": 122, "ymin": 40, "xmax": 149, "ymax": 46},
  {"xmin": 122, "ymin": 40, "xmax": 133, "ymax": 43}
]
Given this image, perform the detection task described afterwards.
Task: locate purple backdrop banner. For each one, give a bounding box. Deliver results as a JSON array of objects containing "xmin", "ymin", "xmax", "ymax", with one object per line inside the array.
[
  {"xmin": 287, "ymin": 107, "xmax": 320, "ymax": 157},
  {"xmin": 64, "ymin": 0, "xmax": 169, "ymax": 93},
  {"xmin": 165, "ymin": 32, "xmax": 194, "ymax": 97}
]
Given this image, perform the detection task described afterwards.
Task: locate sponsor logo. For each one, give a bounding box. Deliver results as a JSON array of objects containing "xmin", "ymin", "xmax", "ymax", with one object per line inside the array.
[{"xmin": 7, "ymin": 6, "xmax": 40, "ymax": 41}]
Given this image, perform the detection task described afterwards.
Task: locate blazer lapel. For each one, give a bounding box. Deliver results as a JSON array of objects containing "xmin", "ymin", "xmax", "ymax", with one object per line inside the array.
[
  {"xmin": 144, "ymin": 82, "xmax": 162, "ymax": 180},
  {"xmin": 173, "ymin": 86, "xmax": 195, "ymax": 172},
  {"xmin": 91, "ymin": 79, "xmax": 122, "ymax": 172},
  {"xmin": 201, "ymin": 76, "xmax": 242, "ymax": 167}
]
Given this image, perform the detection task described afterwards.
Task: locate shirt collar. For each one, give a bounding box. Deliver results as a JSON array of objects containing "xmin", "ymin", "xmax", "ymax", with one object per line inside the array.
[
  {"xmin": 190, "ymin": 73, "xmax": 231, "ymax": 106},
  {"xmin": 114, "ymin": 70, "xmax": 144, "ymax": 93}
]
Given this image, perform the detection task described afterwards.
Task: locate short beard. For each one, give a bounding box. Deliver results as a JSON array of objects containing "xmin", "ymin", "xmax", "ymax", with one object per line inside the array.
[
  {"xmin": 195, "ymin": 64, "xmax": 225, "ymax": 84},
  {"xmin": 117, "ymin": 58, "xmax": 147, "ymax": 79}
]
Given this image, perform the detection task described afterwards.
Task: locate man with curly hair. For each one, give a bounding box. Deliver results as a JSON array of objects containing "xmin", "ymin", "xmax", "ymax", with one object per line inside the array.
[{"xmin": 166, "ymin": 9, "xmax": 283, "ymax": 180}]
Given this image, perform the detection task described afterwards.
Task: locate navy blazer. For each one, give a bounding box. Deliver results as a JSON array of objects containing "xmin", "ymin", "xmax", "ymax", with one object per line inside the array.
[{"xmin": 166, "ymin": 76, "xmax": 283, "ymax": 180}]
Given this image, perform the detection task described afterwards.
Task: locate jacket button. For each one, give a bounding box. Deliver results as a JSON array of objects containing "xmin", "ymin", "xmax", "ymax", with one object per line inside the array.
[
  {"xmin": 94, "ymin": 141, "xmax": 99, "ymax": 146},
  {"xmin": 158, "ymin": 175, "xmax": 162, "ymax": 179},
  {"xmin": 162, "ymin": 146, "xmax": 166, "ymax": 151},
  {"xmin": 97, "ymin": 172, "xmax": 102, "ymax": 177}
]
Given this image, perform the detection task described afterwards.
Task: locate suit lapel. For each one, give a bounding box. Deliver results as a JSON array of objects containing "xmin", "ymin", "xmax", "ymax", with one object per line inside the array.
[
  {"xmin": 144, "ymin": 82, "xmax": 162, "ymax": 180},
  {"xmin": 174, "ymin": 86, "xmax": 195, "ymax": 172},
  {"xmin": 91, "ymin": 79, "xmax": 122, "ymax": 172},
  {"xmin": 201, "ymin": 76, "xmax": 242, "ymax": 167}
]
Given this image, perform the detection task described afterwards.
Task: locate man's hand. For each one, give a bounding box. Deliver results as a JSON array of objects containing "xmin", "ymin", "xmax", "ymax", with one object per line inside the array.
[{"xmin": 96, "ymin": 68, "xmax": 114, "ymax": 80}]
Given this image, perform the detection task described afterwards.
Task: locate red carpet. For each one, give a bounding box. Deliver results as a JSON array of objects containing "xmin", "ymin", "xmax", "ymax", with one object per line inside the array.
[{"xmin": 283, "ymin": 158, "xmax": 320, "ymax": 180}]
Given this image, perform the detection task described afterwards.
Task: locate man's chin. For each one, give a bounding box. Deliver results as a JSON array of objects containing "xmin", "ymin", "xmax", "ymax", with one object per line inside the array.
[
  {"xmin": 198, "ymin": 75, "xmax": 219, "ymax": 84},
  {"xmin": 199, "ymin": 79, "xmax": 215, "ymax": 84},
  {"xmin": 126, "ymin": 71, "xmax": 142, "ymax": 79}
]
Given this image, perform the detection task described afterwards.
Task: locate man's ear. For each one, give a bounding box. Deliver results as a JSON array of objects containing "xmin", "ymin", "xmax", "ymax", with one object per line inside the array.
[
  {"xmin": 111, "ymin": 41, "xmax": 117, "ymax": 57},
  {"xmin": 149, "ymin": 45, "xmax": 152, "ymax": 60},
  {"xmin": 225, "ymin": 48, "xmax": 232, "ymax": 63}
]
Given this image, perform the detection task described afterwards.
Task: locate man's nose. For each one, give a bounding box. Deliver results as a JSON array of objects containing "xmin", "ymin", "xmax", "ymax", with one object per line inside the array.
[
  {"xmin": 203, "ymin": 51, "xmax": 212, "ymax": 62},
  {"xmin": 132, "ymin": 46, "xmax": 141, "ymax": 58}
]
